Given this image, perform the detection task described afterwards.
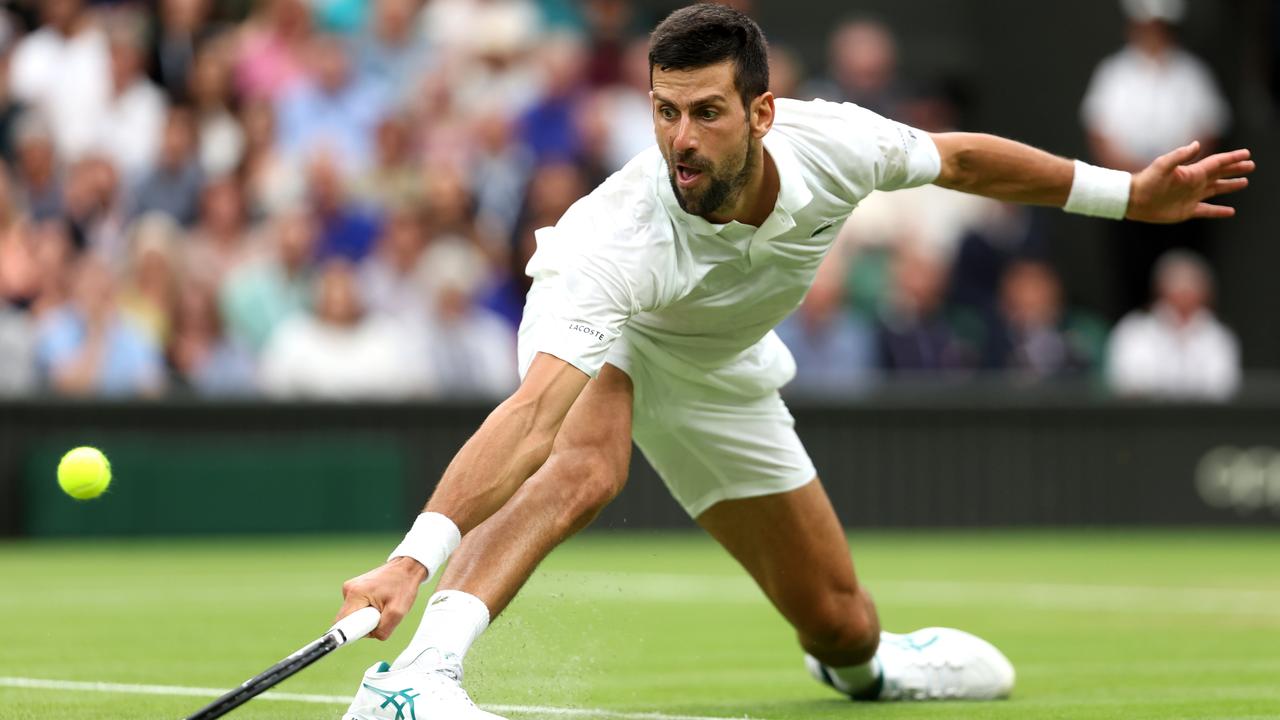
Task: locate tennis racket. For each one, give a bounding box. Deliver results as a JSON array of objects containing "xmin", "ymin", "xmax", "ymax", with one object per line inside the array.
[{"xmin": 184, "ymin": 606, "xmax": 381, "ymax": 719}]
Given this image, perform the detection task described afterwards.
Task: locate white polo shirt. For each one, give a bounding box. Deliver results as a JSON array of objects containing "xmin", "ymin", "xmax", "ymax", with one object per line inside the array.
[{"xmin": 524, "ymin": 98, "xmax": 940, "ymax": 395}]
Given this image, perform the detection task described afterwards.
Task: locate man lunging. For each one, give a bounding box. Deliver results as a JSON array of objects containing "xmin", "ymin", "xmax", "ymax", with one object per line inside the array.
[{"xmin": 336, "ymin": 6, "xmax": 1254, "ymax": 717}]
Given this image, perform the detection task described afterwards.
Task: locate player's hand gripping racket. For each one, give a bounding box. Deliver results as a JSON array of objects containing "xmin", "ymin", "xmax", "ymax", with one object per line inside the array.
[{"xmin": 184, "ymin": 606, "xmax": 381, "ymax": 719}]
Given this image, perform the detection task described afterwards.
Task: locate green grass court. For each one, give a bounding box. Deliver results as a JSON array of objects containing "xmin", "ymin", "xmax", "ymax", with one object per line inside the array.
[{"xmin": 2, "ymin": 530, "xmax": 1277, "ymax": 719}]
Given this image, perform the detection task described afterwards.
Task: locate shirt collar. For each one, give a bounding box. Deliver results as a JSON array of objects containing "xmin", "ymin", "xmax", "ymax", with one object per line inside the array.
[{"xmin": 657, "ymin": 129, "xmax": 813, "ymax": 237}]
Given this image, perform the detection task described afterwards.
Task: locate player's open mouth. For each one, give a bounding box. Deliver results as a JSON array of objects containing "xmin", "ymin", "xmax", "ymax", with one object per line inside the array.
[{"xmin": 675, "ymin": 164, "xmax": 704, "ymax": 187}]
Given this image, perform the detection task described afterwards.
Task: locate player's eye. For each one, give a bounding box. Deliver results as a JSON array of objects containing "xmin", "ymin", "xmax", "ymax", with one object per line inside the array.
[
  {"xmin": 659, "ymin": 106, "xmax": 678, "ymax": 121},
  {"xmin": 699, "ymin": 109, "xmax": 719, "ymax": 121}
]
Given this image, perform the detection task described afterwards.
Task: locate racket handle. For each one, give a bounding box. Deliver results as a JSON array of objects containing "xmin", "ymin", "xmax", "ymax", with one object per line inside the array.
[{"xmin": 329, "ymin": 606, "xmax": 381, "ymax": 646}]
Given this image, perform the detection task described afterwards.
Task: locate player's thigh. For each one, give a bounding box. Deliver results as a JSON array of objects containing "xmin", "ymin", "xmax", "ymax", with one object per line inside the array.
[{"xmin": 696, "ymin": 479, "xmax": 870, "ymax": 636}]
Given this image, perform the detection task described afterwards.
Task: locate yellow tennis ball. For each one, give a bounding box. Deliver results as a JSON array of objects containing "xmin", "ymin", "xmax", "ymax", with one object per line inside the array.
[{"xmin": 57, "ymin": 447, "xmax": 112, "ymax": 500}]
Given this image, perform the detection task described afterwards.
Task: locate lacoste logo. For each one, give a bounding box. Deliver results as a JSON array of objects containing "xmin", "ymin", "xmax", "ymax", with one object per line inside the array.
[
  {"xmin": 568, "ymin": 323, "xmax": 606, "ymax": 342},
  {"xmin": 362, "ymin": 683, "xmax": 421, "ymax": 720},
  {"xmin": 430, "ymin": 595, "xmax": 449, "ymax": 607}
]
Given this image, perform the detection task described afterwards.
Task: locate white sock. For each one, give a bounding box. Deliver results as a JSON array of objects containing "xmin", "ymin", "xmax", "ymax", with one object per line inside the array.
[
  {"xmin": 391, "ymin": 590, "xmax": 491, "ymax": 670},
  {"xmin": 823, "ymin": 656, "xmax": 883, "ymax": 697}
]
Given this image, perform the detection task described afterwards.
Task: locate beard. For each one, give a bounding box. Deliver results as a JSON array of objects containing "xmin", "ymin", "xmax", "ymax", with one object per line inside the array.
[{"xmin": 666, "ymin": 135, "xmax": 757, "ymax": 219}]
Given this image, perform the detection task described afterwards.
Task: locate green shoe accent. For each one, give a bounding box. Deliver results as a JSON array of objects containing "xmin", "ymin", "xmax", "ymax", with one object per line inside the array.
[
  {"xmin": 377, "ymin": 661, "xmax": 392, "ymax": 673},
  {"xmin": 361, "ymin": 683, "xmax": 421, "ymax": 720}
]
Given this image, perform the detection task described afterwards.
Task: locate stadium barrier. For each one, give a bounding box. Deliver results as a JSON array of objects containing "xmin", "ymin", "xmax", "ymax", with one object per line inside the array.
[{"xmin": 3, "ymin": 392, "xmax": 1279, "ymax": 537}]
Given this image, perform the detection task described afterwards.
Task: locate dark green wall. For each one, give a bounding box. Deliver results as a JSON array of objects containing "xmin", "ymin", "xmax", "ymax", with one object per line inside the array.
[{"xmin": 4, "ymin": 397, "xmax": 1279, "ymax": 536}]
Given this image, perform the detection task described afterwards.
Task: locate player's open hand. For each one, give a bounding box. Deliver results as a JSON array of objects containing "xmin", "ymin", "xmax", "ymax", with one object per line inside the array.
[
  {"xmin": 1127, "ymin": 141, "xmax": 1255, "ymax": 224},
  {"xmin": 336, "ymin": 556, "xmax": 428, "ymax": 640}
]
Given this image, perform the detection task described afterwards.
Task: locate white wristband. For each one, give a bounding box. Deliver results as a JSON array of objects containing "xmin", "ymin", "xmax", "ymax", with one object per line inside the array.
[
  {"xmin": 1064, "ymin": 160, "xmax": 1131, "ymax": 220},
  {"xmin": 388, "ymin": 512, "xmax": 461, "ymax": 582}
]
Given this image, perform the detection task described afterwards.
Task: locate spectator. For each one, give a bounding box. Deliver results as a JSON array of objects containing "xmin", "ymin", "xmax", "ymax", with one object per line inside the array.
[
  {"xmin": 275, "ymin": 33, "xmax": 389, "ymax": 174},
  {"xmin": 358, "ymin": 205, "xmax": 429, "ymax": 320},
  {"xmin": 27, "ymin": 220, "xmax": 77, "ymax": 319},
  {"xmin": 593, "ymin": 37, "xmax": 656, "ymax": 173},
  {"xmin": 352, "ymin": 0, "xmax": 430, "ymax": 102},
  {"xmin": 876, "ymin": 243, "xmax": 977, "ymax": 374},
  {"xmin": 149, "ymin": 0, "xmax": 219, "ymax": 102},
  {"xmin": 1108, "ymin": 250, "xmax": 1240, "ymax": 400},
  {"xmin": 988, "ymin": 260, "xmax": 1107, "ymax": 381},
  {"xmin": 580, "ymin": 0, "xmax": 632, "ymax": 88},
  {"xmin": 96, "ymin": 10, "xmax": 167, "ymax": 182},
  {"xmin": 63, "ymin": 154, "xmax": 129, "ymax": 265},
  {"xmin": 183, "ymin": 176, "xmax": 259, "ymax": 289},
  {"xmin": 239, "ymin": 99, "xmax": 305, "ymax": 216},
  {"xmin": 352, "ymin": 113, "xmax": 423, "ymax": 211},
  {"xmin": 412, "ymin": 265, "xmax": 518, "ymax": 399},
  {"xmin": 802, "ymin": 19, "xmax": 903, "ymax": 117},
  {"xmin": 219, "ymin": 209, "xmax": 316, "ymax": 352},
  {"xmin": 233, "ymin": 0, "xmax": 313, "ymax": 102},
  {"xmin": 0, "ymin": 162, "xmax": 40, "ymax": 307},
  {"xmin": 1083, "ymin": 0, "xmax": 1229, "ymax": 171},
  {"xmin": 117, "ymin": 213, "xmax": 181, "ymax": 348},
  {"xmin": 438, "ymin": 0, "xmax": 544, "ymax": 119},
  {"xmin": 168, "ymin": 280, "xmax": 257, "ymax": 396},
  {"xmin": 0, "ymin": 301, "xmax": 35, "ymax": 395},
  {"xmin": 519, "ymin": 34, "xmax": 589, "ymax": 164},
  {"xmin": 776, "ymin": 258, "xmax": 877, "ymax": 398},
  {"xmin": 7, "ymin": 0, "xmax": 111, "ymax": 161},
  {"xmin": 130, "ymin": 105, "xmax": 204, "ymax": 226},
  {"xmin": 1081, "ymin": 0, "xmax": 1231, "ymax": 315},
  {"xmin": 34, "ymin": 254, "xmax": 166, "ymax": 396},
  {"xmin": 467, "ymin": 109, "xmax": 532, "ymax": 243},
  {"xmin": 307, "ymin": 153, "xmax": 381, "ymax": 262},
  {"xmin": 260, "ymin": 258, "xmax": 424, "ymax": 398},
  {"xmin": 189, "ymin": 41, "xmax": 246, "ymax": 178},
  {"xmin": 13, "ymin": 114, "xmax": 61, "ymax": 221}
]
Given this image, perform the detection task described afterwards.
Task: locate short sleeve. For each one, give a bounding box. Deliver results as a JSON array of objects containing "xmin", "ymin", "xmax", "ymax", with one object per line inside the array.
[
  {"xmin": 784, "ymin": 99, "xmax": 941, "ymax": 201},
  {"xmin": 864, "ymin": 109, "xmax": 943, "ymax": 192},
  {"xmin": 534, "ymin": 251, "xmax": 637, "ymax": 378},
  {"xmin": 525, "ymin": 183, "xmax": 670, "ymax": 378}
]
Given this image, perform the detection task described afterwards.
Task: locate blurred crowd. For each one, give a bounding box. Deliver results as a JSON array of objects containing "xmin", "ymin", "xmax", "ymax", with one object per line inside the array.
[{"xmin": 0, "ymin": 0, "xmax": 1246, "ymax": 402}]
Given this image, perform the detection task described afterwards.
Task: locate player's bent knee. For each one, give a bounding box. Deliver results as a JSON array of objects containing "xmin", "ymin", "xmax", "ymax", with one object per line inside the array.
[{"xmin": 544, "ymin": 449, "xmax": 627, "ymax": 534}]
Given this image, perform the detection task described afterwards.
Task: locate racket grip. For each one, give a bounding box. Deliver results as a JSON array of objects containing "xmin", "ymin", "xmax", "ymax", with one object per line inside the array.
[{"xmin": 330, "ymin": 606, "xmax": 381, "ymax": 646}]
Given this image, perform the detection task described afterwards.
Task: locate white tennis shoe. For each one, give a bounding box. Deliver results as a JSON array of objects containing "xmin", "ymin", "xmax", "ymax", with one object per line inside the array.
[
  {"xmin": 342, "ymin": 650, "xmax": 507, "ymax": 720},
  {"xmin": 807, "ymin": 627, "xmax": 1015, "ymax": 701}
]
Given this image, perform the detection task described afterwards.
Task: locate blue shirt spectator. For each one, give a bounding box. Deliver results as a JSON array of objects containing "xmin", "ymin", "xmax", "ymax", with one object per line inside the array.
[
  {"xmin": 352, "ymin": 0, "xmax": 432, "ymax": 102},
  {"xmin": 777, "ymin": 279, "xmax": 878, "ymax": 398},
  {"xmin": 34, "ymin": 258, "xmax": 165, "ymax": 397},
  {"xmin": 275, "ymin": 34, "xmax": 389, "ymax": 174}
]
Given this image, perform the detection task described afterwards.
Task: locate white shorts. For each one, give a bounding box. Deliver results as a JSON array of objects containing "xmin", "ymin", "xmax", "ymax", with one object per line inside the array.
[{"xmin": 519, "ymin": 303, "xmax": 817, "ymax": 518}]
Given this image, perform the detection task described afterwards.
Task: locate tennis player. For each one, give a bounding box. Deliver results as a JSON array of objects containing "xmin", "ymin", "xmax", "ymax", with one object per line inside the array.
[{"xmin": 337, "ymin": 6, "xmax": 1254, "ymax": 717}]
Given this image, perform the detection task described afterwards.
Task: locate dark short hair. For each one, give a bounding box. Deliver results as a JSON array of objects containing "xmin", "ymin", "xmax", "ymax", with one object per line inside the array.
[{"xmin": 649, "ymin": 4, "xmax": 770, "ymax": 109}]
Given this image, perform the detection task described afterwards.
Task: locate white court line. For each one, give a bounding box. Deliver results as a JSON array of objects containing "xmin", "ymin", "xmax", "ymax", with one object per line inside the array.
[
  {"xmin": 534, "ymin": 572, "xmax": 1280, "ymax": 617},
  {"xmin": 0, "ymin": 677, "xmax": 753, "ymax": 720}
]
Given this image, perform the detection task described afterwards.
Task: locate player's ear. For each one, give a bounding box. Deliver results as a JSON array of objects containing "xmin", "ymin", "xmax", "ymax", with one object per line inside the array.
[{"xmin": 750, "ymin": 92, "xmax": 775, "ymax": 139}]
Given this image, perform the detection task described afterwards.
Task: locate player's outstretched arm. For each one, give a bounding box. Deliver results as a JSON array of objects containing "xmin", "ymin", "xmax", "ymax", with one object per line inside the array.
[
  {"xmin": 337, "ymin": 352, "xmax": 589, "ymax": 639},
  {"xmin": 930, "ymin": 133, "xmax": 1254, "ymax": 224}
]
